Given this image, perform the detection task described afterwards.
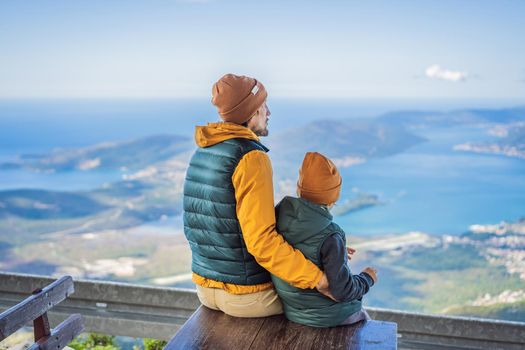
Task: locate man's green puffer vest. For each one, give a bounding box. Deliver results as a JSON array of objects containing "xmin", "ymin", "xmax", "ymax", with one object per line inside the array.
[
  {"xmin": 271, "ymin": 196, "xmax": 362, "ymax": 327},
  {"xmin": 183, "ymin": 138, "xmax": 271, "ymax": 285}
]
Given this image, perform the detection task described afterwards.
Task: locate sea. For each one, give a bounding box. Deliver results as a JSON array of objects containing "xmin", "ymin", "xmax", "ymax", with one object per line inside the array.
[{"xmin": 1, "ymin": 98, "xmax": 524, "ymax": 237}]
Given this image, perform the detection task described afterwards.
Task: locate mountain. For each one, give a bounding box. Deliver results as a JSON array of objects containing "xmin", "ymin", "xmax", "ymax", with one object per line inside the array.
[
  {"xmin": 269, "ymin": 119, "xmax": 425, "ymax": 158},
  {"xmin": 356, "ymin": 219, "xmax": 525, "ymax": 320},
  {"xmin": 0, "ymin": 134, "xmax": 192, "ymax": 172},
  {"xmin": 0, "ymin": 189, "xmax": 109, "ymax": 219},
  {"xmin": 267, "ymin": 119, "xmax": 426, "ymax": 177},
  {"xmin": 378, "ymin": 106, "xmax": 525, "ymax": 128},
  {"xmin": 453, "ymin": 124, "xmax": 525, "ymax": 159}
]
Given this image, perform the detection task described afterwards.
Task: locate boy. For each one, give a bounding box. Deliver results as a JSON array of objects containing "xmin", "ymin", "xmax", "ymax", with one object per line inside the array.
[{"xmin": 271, "ymin": 152, "xmax": 378, "ymax": 327}]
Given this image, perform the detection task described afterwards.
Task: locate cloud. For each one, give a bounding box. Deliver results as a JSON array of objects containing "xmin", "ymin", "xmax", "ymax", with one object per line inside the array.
[{"xmin": 425, "ymin": 64, "xmax": 468, "ymax": 82}]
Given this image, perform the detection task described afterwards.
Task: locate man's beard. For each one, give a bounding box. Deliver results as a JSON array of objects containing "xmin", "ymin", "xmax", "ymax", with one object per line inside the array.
[
  {"xmin": 254, "ymin": 119, "xmax": 269, "ymax": 137},
  {"xmin": 254, "ymin": 126, "xmax": 269, "ymax": 137}
]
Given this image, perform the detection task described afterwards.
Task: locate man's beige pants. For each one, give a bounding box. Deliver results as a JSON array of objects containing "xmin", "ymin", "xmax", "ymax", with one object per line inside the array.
[{"xmin": 196, "ymin": 285, "xmax": 283, "ymax": 318}]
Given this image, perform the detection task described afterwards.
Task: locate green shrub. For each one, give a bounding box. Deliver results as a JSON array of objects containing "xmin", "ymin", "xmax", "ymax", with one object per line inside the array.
[
  {"xmin": 68, "ymin": 333, "xmax": 118, "ymax": 350},
  {"xmin": 143, "ymin": 338, "xmax": 167, "ymax": 350}
]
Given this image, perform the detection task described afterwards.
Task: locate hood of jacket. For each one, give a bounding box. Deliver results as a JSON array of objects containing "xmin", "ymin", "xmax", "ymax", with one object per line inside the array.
[
  {"xmin": 276, "ymin": 196, "xmax": 333, "ymax": 245},
  {"xmin": 195, "ymin": 122, "xmax": 260, "ymax": 148}
]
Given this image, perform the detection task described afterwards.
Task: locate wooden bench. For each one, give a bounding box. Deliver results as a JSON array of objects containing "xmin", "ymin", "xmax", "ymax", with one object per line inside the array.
[
  {"xmin": 0, "ymin": 276, "xmax": 84, "ymax": 349},
  {"xmin": 165, "ymin": 306, "xmax": 397, "ymax": 350}
]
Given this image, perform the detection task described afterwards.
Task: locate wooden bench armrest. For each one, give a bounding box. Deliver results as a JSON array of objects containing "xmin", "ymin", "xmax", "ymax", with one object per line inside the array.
[
  {"xmin": 0, "ymin": 276, "xmax": 74, "ymax": 341},
  {"xmin": 27, "ymin": 314, "xmax": 85, "ymax": 350}
]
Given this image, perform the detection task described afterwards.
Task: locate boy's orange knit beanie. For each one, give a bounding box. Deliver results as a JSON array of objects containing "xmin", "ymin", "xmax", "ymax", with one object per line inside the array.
[
  {"xmin": 297, "ymin": 152, "xmax": 342, "ymax": 205},
  {"xmin": 211, "ymin": 73, "xmax": 267, "ymax": 124}
]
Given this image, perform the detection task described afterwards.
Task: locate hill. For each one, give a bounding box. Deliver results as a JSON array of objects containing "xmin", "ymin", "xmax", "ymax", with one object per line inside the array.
[
  {"xmin": 377, "ymin": 106, "xmax": 525, "ymax": 128},
  {"xmin": 454, "ymin": 124, "xmax": 525, "ymax": 159},
  {"xmin": 267, "ymin": 118, "xmax": 426, "ymax": 177},
  {"xmin": 0, "ymin": 134, "xmax": 192, "ymax": 172},
  {"xmin": 353, "ymin": 219, "xmax": 525, "ymax": 320}
]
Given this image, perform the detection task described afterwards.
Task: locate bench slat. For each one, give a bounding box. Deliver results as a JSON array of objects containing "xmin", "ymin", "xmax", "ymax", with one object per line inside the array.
[
  {"xmin": 165, "ymin": 306, "xmax": 265, "ymax": 350},
  {"xmin": 27, "ymin": 314, "xmax": 85, "ymax": 350},
  {"xmin": 0, "ymin": 276, "xmax": 74, "ymax": 340},
  {"xmin": 250, "ymin": 315, "xmax": 397, "ymax": 350},
  {"xmin": 250, "ymin": 315, "xmax": 324, "ymax": 350},
  {"xmin": 166, "ymin": 306, "xmax": 398, "ymax": 350}
]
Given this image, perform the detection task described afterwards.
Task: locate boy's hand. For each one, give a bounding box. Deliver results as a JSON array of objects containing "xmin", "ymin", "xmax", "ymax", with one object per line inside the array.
[
  {"xmin": 362, "ymin": 267, "xmax": 378, "ymax": 284},
  {"xmin": 346, "ymin": 246, "xmax": 356, "ymax": 260},
  {"xmin": 316, "ymin": 273, "xmax": 338, "ymax": 302}
]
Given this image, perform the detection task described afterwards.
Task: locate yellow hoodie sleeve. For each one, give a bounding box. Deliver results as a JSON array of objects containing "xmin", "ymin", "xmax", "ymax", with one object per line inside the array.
[{"xmin": 232, "ymin": 150, "xmax": 323, "ymax": 289}]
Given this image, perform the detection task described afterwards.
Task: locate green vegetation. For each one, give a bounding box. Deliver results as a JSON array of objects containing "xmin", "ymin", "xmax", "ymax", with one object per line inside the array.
[
  {"xmin": 396, "ymin": 243, "xmax": 487, "ymax": 271},
  {"xmin": 68, "ymin": 333, "xmax": 167, "ymax": 350},
  {"xmin": 445, "ymin": 300, "xmax": 525, "ymax": 322},
  {"xmin": 406, "ymin": 267, "xmax": 523, "ymax": 314},
  {"xmin": 143, "ymin": 338, "xmax": 167, "ymax": 350},
  {"xmin": 362, "ymin": 241, "xmax": 525, "ymax": 319},
  {"xmin": 69, "ymin": 333, "xmax": 118, "ymax": 350}
]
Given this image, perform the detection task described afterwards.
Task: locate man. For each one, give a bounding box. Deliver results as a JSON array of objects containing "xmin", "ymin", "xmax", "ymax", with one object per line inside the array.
[{"xmin": 183, "ymin": 73, "xmax": 332, "ymax": 317}]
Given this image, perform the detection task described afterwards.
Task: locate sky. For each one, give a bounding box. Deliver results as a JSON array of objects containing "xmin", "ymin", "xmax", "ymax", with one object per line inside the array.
[{"xmin": 0, "ymin": 0, "xmax": 524, "ymax": 99}]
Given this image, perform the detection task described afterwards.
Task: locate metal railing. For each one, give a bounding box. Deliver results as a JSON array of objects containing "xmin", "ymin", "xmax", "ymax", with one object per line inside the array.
[{"xmin": 1, "ymin": 272, "xmax": 524, "ymax": 349}]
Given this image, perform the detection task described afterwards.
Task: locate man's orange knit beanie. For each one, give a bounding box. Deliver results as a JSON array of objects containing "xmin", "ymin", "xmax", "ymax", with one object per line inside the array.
[
  {"xmin": 211, "ymin": 73, "xmax": 268, "ymax": 124},
  {"xmin": 297, "ymin": 152, "xmax": 342, "ymax": 205}
]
